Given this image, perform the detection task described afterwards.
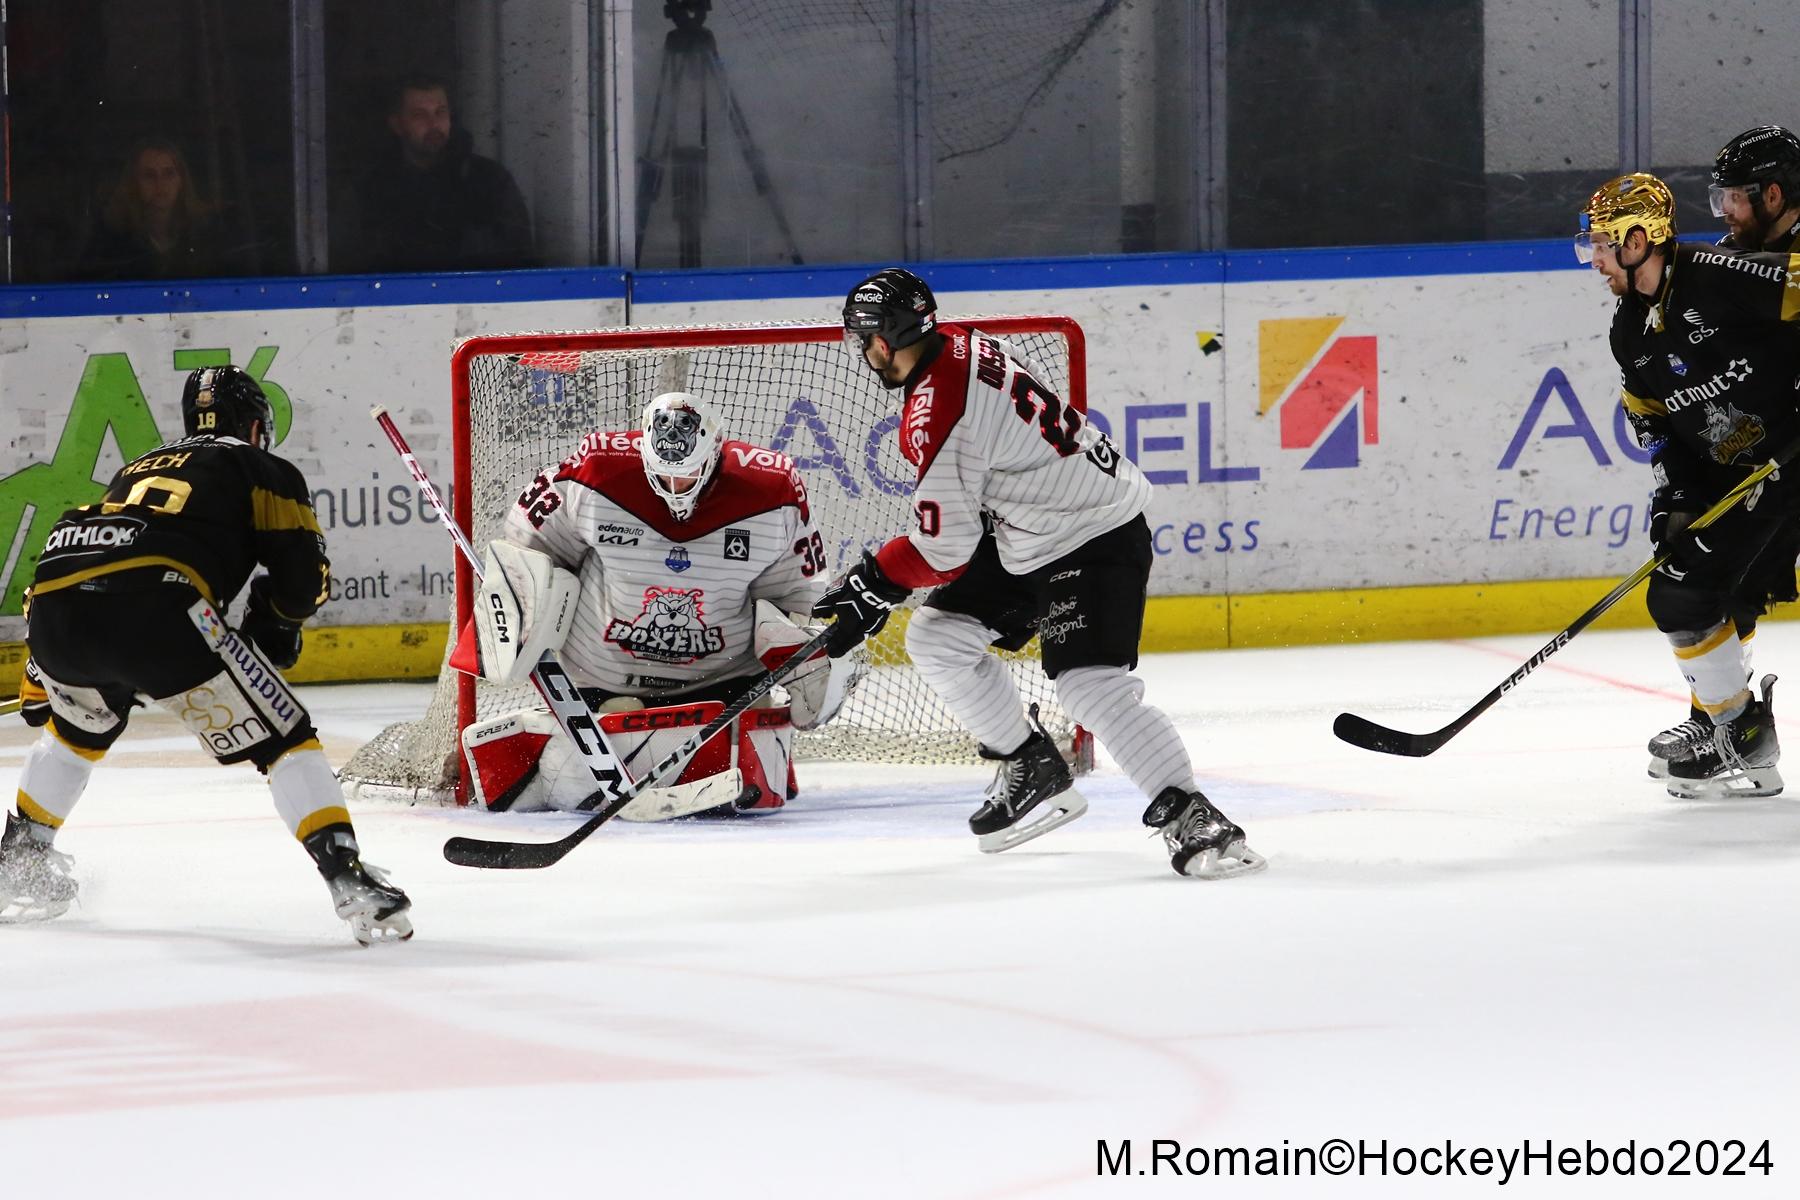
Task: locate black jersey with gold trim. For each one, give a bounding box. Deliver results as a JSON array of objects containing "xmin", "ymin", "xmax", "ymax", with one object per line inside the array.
[
  {"xmin": 32, "ymin": 434, "xmax": 329, "ymax": 620},
  {"xmin": 1610, "ymin": 242, "xmax": 1800, "ymax": 500}
]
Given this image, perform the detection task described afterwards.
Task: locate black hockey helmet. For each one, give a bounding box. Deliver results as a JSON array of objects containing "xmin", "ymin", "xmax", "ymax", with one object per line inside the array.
[
  {"xmin": 843, "ymin": 267, "xmax": 938, "ymax": 355},
  {"xmin": 181, "ymin": 365, "xmax": 273, "ymax": 450},
  {"xmin": 1710, "ymin": 125, "xmax": 1800, "ymax": 213}
]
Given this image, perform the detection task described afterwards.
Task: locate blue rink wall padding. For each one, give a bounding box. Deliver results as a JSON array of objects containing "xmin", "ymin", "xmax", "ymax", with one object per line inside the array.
[{"xmin": 0, "ymin": 238, "xmax": 1592, "ymax": 321}]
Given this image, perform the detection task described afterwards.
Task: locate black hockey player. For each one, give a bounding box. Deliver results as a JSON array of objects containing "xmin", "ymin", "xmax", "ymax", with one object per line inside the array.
[
  {"xmin": 1576, "ymin": 172, "xmax": 1800, "ymax": 798},
  {"xmin": 817, "ymin": 268, "xmax": 1264, "ymax": 879},
  {"xmin": 0, "ymin": 366, "xmax": 412, "ymax": 943},
  {"xmin": 1648, "ymin": 126, "xmax": 1800, "ymax": 778},
  {"xmin": 1713, "ymin": 125, "xmax": 1800, "ymax": 254}
]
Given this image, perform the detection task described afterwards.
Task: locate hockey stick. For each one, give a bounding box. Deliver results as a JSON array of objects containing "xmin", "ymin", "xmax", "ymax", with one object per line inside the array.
[
  {"xmin": 0, "ymin": 697, "xmax": 20, "ymax": 718},
  {"xmin": 1334, "ymin": 440, "xmax": 1800, "ymax": 757},
  {"xmin": 370, "ymin": 407, "xmax": 633, "ymax": 806},
  {"xmin": 442, "ymin": 626, "xmax": 833, "ymax": 869}
]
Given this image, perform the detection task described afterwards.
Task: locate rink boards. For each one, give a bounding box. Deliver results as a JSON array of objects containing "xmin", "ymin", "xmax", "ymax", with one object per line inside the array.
[{"xmin": 0, "ymin": 242, "xmax": 1749, "ymax": 683}]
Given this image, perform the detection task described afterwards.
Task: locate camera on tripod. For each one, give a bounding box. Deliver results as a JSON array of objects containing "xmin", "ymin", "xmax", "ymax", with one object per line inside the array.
[
  {"xmin": 665, "ymin": 0, "xmax": 709, "ymax": 31},
  {"xmin": 637, "ymin": 0, "xmax": 802, "ymax": 266}
]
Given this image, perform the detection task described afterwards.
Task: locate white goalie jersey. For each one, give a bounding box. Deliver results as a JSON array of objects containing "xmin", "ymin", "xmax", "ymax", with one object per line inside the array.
[
  {"xmin": 875, "ymin": 322, "xmax": 1152, "ymax": 587},
  {"xmin": 500, "ymin": 430, "xmax": 826, "ymax": 697}
]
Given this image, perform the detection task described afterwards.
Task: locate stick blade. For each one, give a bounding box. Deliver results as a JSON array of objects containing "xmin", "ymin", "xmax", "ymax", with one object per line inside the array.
[
  {"xmin": 442, "ymin": 835, "xmax": 568, "ymax": 870},
  {"xmin": 1332, "ymin": 711, "xmax": 1441, "ymax": 757}
]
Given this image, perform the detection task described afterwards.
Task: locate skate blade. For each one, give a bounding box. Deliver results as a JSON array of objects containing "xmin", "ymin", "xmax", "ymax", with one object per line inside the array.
[
  {"xmin": 1665, "ymin": 765, "xmax": 1784, "ymax": 800},
  {"xmin": 1179, "ymin": 839, "xmax": 1268, "ymax": 881},
  {"xmin": 977, "ymin": 788, "xmax": 1088, "ymax": 854},
  {"xmin": 1647, "ymin": 757, "xmax": 1670, "ymax": 780},
  {"xmin": 349, "ymin": 911, "xmax": 415, "ymax": 947},
  {"xmin": 0, "ymin": 896, "xmax": 72, "ymax": 923}
]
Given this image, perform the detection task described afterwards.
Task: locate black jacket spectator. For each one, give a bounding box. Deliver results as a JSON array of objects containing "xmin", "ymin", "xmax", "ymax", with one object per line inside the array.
[{"xmin": 352, "ymin": 125, "xmax": 535, "ymax": 273}]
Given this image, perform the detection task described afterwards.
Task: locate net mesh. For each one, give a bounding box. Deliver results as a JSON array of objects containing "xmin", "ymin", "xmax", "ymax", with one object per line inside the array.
[{"xmin": 340, "ymin": 317, "xmax": 1082, "ymax": 803}]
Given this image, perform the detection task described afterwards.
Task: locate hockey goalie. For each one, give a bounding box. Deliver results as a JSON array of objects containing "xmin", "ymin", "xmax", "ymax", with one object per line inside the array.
[{"xmin": 454, "ymin": 392, "xmax": 854, "ymax": 820}]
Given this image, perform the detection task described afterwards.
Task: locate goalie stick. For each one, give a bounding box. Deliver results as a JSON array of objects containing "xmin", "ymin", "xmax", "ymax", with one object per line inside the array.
[
  {"xmin": 442, "ymin": 626, "xmax": 833, "ymax": 869},
  {"xmin": 0, "ymin": 698, "xmax": 20, "ymax": 718},
  {"xmin": 1335, "ymin": 439, "xmax": 1800, "ymax": 757},
  {"xmin": 371, "ymin": 407, "xmax": 633, "ymax": 808}
]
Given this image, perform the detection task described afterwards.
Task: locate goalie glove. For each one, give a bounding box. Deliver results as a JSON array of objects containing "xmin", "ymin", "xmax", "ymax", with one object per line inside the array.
[
  {"xmin": 754, "ymin": 600, "xmax": 858, "ymax": 729},
  {"xmin": 474, "ymin": 540, "xmax": 579, "ymax": 686},
  {"xmin": 812, "ymin": 550, "xmax": 908, "ymax": 658},
  {"xmin": 242, "ymin": 576, "xmax": 304, "ymax": 669}
]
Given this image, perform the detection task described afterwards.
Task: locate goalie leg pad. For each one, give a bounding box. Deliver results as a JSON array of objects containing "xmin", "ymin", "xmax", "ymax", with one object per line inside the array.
[
  {"xmin": 461, "ymin": 709, "xmax": 560, "ymax": 811},
  {"xmin": 474, "ymin": 540, "xmax": 579, "ymax": 686},
  {"xmin": 522, "ymin": 702, "xmax": 744, "ymax": 820},
  {"xmin": 735, "ymin": 707, "xmax": 794, "ymax": 811}
]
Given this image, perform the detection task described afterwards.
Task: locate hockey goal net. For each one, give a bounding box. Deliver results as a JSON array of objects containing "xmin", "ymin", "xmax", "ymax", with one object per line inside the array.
[{"xmin": 341, "ymin": 316, "xmax": 1087, "ymax": 804}]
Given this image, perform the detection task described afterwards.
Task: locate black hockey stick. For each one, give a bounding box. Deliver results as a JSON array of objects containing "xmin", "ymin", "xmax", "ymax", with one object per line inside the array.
[
  {"xmin": 442, "ymin": 627, "xmax": 833, "ymax": 869},
  {"xmin": 1334, "ymin": 439, "xmax": 1800, "ymax": 757}
]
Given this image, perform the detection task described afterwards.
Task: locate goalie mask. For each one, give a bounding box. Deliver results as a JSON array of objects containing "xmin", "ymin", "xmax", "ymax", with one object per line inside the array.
[
  {"xmin": 641, "ymin": 392, "xmax": 723, "ymax": 520},
  {"xmin": 181, "ymin": 365, "xmax": 274, "ymax": 451}
]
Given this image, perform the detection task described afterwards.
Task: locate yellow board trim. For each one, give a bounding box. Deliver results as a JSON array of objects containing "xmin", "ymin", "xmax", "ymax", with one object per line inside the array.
[
  {"xmin": 294, "ymin": 805, "xmax": 352, "ymax": 842},
  {"xmin": 16, "ymin": 792, "xmax": 64, "ymax": 829},
  {"xmin": 30, "ymin": 557, "xmax": 215, "ymax": 604},
  {"xmin": 6, "ymin": 572, "xmax": 1800, "ymax": 695}
]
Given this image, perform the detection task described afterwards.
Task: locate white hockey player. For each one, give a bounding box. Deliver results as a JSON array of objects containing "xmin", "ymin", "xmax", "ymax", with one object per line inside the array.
[
  {"xmin": 456, "ymin": 392, "xmax": 852, "ymax": 819},
  {"xmin": 816, "ymin": 268, "xmax": 1264, "ymax": 879}
]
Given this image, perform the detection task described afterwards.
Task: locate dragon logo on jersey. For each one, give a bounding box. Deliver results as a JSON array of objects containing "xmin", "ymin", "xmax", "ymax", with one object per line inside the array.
[
  {"xmin": 1700, "ymin": 400, "xmax": 1766, "ymax": 465},
  {"xmin": 604, "ymin": 586, "xmax": 726, "ymax": 664},
  {"xmin": 1257, "ymin": 317, "xmax": 1379, "ymax": 469}
]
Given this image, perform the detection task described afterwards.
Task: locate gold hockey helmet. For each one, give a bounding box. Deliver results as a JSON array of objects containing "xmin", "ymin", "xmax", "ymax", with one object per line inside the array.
[{"xmin": 1575, "ymin": 173, "xmax": 1676, "ymax": 262}]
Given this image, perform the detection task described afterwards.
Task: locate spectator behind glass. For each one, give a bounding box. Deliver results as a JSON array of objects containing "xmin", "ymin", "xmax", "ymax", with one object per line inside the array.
[
  {"xmin": 348, "ymin": 74, "xmax": 536, "ymax": 273},
  {"xmin": 77, "ymin": 139, "xmax": 226, "ymax": 281}
]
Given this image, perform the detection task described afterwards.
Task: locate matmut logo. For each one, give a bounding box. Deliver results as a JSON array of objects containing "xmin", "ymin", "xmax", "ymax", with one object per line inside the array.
[{"xmin": 1257, "ymin": 316, "xmax": 1379, "ymax": 469}]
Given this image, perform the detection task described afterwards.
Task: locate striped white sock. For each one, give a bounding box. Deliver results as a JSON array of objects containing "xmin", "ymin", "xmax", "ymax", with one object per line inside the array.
[
  {"xmin": 1056, "ymin": 665, "xmax": 1194, "ymax": 798},
  {"xmin": 906, "ymin": 607, "xmax": 1032, "ymax": 752}
]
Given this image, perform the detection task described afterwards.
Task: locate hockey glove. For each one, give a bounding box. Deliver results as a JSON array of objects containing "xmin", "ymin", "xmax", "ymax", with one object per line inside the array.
[
  {"xmin": 242, "ymin": 576, "xmax": 305, "ymax": 669},
  {"xmin": 813, "ymin": 551, "xmax": 909, "ymax": 658},
  {"xmin": 1649, "ymin": 486, "xmax": 1700, "ymax": 557}
]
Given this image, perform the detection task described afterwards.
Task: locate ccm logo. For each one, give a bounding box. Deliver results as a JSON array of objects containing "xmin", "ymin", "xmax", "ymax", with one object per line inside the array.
[{"xmin": 487, "ymin": 593, "xmax": 511, "ymax": 643}]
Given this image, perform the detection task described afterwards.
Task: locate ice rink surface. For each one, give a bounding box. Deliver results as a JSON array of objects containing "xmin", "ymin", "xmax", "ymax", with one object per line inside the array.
[{"xmin": 3, "ymin": 625, "xmax": 1796, "ymax": 1199}]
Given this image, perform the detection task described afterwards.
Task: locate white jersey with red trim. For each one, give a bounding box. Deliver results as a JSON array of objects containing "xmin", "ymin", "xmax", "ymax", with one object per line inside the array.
[
  {"xmin": 877, "ymin": 322, "xmax": 1151, "ymax": 585},
  {"xmin": 500, "ymin": 431, "xmax": 826, "ymax": 697}
]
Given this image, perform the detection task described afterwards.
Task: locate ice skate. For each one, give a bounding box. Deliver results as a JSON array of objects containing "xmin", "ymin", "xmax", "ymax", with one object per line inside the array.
[
  {"xmin": 969, "ymin": 709, "xmax": 1086, "ymax": 852},
  {"xmin": 0, "ymin": 810, "xmax": 78, "ymax": 923},
  {"xmin": 1143, "ymin": 786, "xmax": 1266, "ymax": 880},
  {"xmin": 1647, "ymin": 705, "xmax": 1711, "ymax": 780},
  {"xmin": 326, "ymin": 861, "xmax": 414, "ymax": 946},
  {"xmin": 1667, "ymin": 675, "xmax": 1783, "ymax": 800},
  {"xmin": 304, "ymin": 826, "xmax": 413, "ymax": 946}
]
